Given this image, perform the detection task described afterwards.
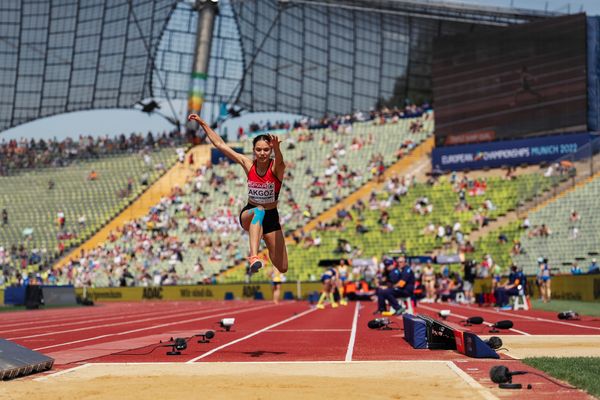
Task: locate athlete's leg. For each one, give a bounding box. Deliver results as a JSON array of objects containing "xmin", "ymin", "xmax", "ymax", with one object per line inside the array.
[
  {"xmin": 337, "ymin": 280, "xmax": 347, "ymax": 306},
  {"xmin": 541, "ymin": 281, "xmax": 547, "ymax": 303},
  {"xmin": 263, "ymin": 229, "xmax": 288, "ymax": 273},
  {"xmin": 329, "ymin": 287, "xmax": 338, "ymax": 308},
  {"xmin": 272, "ymin": 283, "xmax": 281, "ymax": 305},
  {"xmin": 240, "ymin": 206, "xmax": 265, "ymax": 272},
  {"xmin": 317, "ymin": 279, "xmax": 331, "ymax": 309}
]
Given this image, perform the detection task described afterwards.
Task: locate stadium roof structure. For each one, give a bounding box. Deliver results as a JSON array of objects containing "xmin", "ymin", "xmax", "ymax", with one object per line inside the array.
[
  {"xmin": 0, "ymin": 0, "xmax": 179, "ymax": 132},
  {"xmin": 0, "ymin": 0, "xmax": 563, "ymax": 131}
]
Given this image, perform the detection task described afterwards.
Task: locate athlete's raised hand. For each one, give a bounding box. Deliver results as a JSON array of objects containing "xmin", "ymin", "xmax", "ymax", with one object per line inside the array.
[
  {"xmin": 269, "ymin": 134, "xmax": 283, "ymax": 152},
  {"xmin": 187, "ymin": 113, "xmax": 206, "ymax": 126}
]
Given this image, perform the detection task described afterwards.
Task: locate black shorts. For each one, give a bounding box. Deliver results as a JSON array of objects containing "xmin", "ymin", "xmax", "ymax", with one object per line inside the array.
[{"xmin": 239, "ymin": 203, "xmax": 281, "ymax": 234}]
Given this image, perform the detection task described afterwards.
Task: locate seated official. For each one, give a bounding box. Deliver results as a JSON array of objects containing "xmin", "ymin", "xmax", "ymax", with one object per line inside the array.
[
  {"xmin": 375, "ymin": 257, "xmax": 415, "ymax": 315},
  {"xmin": 493, "ymin": 265, "xmax": 525, "ymax": 308}
]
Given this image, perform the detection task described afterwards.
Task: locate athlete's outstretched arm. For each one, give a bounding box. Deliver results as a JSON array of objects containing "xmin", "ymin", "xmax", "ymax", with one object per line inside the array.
[
  {"xmin": 269, "ymin": 134, "xmax": 285, "ymax": 181},
  {"xmin": 188, "ymin": 114, "xmax": 252, "ymax": 173}
]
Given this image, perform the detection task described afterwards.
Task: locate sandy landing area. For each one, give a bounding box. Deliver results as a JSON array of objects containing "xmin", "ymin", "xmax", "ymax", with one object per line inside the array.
[
  {"xmin": 0, "ymin": 361, "xmax": 496, "ymax": 400},
  {"xmin": 487, "ymin": 335, "xmax": 600, "ymax": 359}
]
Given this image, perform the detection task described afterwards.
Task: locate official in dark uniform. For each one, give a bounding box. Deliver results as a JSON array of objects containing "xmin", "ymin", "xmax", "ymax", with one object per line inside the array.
[
  {"xmin": 494, "ymin": 265, "xmax": 525, "ymax": 308},
  {"xmin": 375, "ymin": 257, "xmax": 415, "ymax": 315}
]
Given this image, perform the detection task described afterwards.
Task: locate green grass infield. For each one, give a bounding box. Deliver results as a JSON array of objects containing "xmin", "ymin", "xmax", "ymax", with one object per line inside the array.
[
  {"xmin": 531, "ymin": 299, "xmax": 600, "ymax": 317},
  {"xmin": 523, "ymin": 357, "xmax": 600, "ymax": 397}
]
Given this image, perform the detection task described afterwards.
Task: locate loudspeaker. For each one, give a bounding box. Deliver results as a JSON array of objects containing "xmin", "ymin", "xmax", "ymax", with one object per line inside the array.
[
  {"xmin": 0, "ymin": 338, "xmax": 54, "ymax": 379},
  {"xmin": 25, "ymin": 285, "xmax": 43, "ymax": 310}
]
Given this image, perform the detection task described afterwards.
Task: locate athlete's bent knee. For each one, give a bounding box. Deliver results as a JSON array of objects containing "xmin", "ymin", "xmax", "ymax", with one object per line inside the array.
[
  {"xmin": 273, "ymin": 259, "xmax": 288, "ymax": 273},
  {"xmin": 251, "ymin": 206, "xmax": 265, "ymax": 226}
]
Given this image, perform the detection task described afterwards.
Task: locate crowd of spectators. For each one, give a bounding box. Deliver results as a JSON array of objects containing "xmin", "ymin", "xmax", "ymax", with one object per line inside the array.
[
  {"xmin": 237, "ymin": 103, "xmax": 432, "ymax": 139},
  {"xmin": 1, "ymin": 105, "xmax": 432, "ymax": 289},
  {"xmin": 0, "ymin": 129, "xmax": 185, "ymax": 175}
]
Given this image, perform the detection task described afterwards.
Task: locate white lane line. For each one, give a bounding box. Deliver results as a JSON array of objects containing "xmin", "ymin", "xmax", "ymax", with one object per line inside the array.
[
  {"xmin": 0, "ymin": 306, "xmax": 213, "ymax": 334},
  {"xmin": 267, "ymin": 329, "xmax": 351, "ymax": 332},
  {"xmin": 33, "ymin": 363, "xmax": 92, "ymax": 381},
  {"xmin": 345, "ymin": 302, "xmax": 360, "ymax": 362},
  {"xmin": 446, "ymin": 361, "xmax": 498, "ymax": 400},
  {"xmin": 9, "ymin": 304, "xmax": 243, "ymax": 340},
  {"xmin": 461, "ymin": 304, "xmax": 600, "ymax": 332},
  {"xmin": 0, "ymin": 306, "xmax": 168, "ymax": 328},
  {"xmin": 418, "ymin": 305, "xmax": 531, "ymax": 336},
  {"xmin": 33, "ymin": 304, "xmax": 275, "ymax": 351},
  {"xmin": 185, "ymin": 307, "xmax": 316, "ymax": 363}
]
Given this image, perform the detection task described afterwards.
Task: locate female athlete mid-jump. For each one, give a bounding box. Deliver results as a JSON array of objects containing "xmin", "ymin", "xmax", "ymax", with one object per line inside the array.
[{"xmin": 188, "ymin": 114, "xmax": 288, "ymax": 274}]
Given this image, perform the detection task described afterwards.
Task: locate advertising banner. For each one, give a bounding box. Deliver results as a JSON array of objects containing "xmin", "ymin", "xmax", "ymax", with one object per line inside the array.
[
  {"xmin": 432, "ymin": 132, "xmax": 593, "ymax": 171},
  {"xmin": 474, "ymin": 274, "xmax": 600, "ymax": 302},
  {"xmin": 76, "ymin": 282, "xmax": 323, "ymax": 302}
]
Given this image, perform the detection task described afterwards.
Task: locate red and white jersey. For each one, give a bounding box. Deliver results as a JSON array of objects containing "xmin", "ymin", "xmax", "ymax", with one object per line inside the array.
[{"xmin": 247, "ymin": 159, "xmax": 282, "ymax": 204}]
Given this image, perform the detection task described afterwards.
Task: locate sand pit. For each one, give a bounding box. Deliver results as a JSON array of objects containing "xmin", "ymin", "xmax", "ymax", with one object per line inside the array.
[
  {"xmin": 488, "ymin": 335, "xmax": 600, "ymax": 359},
  {"xmin": 0, "ymin": 361, "xmax": 496, "ymax": 400}
]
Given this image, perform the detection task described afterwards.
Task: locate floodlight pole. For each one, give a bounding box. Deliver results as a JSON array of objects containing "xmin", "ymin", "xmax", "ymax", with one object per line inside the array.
[{"xmin": 187, "ymin": 0, "xmax": 218, "ymax": 126}]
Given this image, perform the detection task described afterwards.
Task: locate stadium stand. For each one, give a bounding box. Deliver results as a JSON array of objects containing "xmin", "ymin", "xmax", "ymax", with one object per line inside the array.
[
  {"xmin": 0, "ymin": 147, "xmax": 180, "ymax": 288},
  {"xmin": 220, "ymin": 166, "xmax": 557, "ymax": 283},
  {"xmin": 512, "ymin": 174, "xmax": 600, "ymax": 274},
  {"xmin": 48, "ymin": 114, "xmax": 433, "ymax": 287}
]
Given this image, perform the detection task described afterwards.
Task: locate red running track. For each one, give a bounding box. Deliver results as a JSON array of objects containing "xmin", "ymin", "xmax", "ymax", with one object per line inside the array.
[
  {"xmin": 2, "ymin": 299, "xmax": 596, "ymax": 399},
  {"xmin": 4, "ymin": 299, "xmax": 598, "ymax": 366},
  {"xmin": 416, "ymin": 302, "xmax": 600, "ymax": 336}
]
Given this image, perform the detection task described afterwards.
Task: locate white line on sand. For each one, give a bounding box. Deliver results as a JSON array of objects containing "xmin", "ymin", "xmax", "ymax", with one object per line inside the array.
[
  {"xmin": 185, "ymin": 308, "xmax": 316, "ymax": 363},
  {"xmin": 92, "ymin": 360, "xmax": 452, "ymax": 365},
  {"xmin": 446, "ymin": 361, "xmax": 499, "ymax": 400},
  {"xmin": 419, "ymin": 304, "xmax": 531, "ymax": 336},
  {"xmin": 33, "ymin": 304, "xmax": 275, "ymax": 351},
  {"xmin": 345, "ymin": 302, "xmax": 360, "ymax": 362},
  {"xmin": 33, "ymin": 363, "xmax": 92, "ymax": 381}
]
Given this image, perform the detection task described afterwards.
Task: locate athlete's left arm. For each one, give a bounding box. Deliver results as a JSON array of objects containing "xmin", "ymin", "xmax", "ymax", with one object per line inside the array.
[{"xmin": 269, "ymin": 134, "xmax": 285, "ymax": 181}]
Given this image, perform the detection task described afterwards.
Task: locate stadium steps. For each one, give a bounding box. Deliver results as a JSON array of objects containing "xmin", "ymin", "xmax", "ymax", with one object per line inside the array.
[
  {"xmin": 436, "ymin": 170, "xmax": 600, "ymax": 276},
  {"xmin": 53, "ymin": 145, "xmax": 211, "ymax": 270},
  {"xmin": 473, "ymin": 169, "xmax": 599, "ymax": 248},
  {"xmin": 451, "ymin": 175, "xmax": 573, "ymax": 248},
  {"xmin": 217, "ymin": 136, "xmax": 434, "ymax": 282},
  {"xmin": 298, "ymin": 136, "xmax": 433, "ymax": 234},
  {"xmin": 512, "ymin": 170, "xmax": 600, "ymax": 273}
]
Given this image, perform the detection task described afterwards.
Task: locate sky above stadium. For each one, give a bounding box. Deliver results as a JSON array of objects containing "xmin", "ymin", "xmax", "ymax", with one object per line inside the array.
[{"xmin": 1, "ymin": 0, "xmax": 598, "ymax": 142}]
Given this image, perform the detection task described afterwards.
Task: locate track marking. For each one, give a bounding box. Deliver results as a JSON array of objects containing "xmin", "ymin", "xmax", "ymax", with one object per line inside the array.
[
  {"xmin": 186, "ymin": 307, "xmax": 316, "ymax": 363},
  {"xmin": 33, "ymin": 363, "xmax": 92, "ymax": 381},
  {"xmin": 446, "ymin": 361, "xmax": 498, "ymax": 400},
  {"xmin": 33, "ymin": 303, "xmax": 275, "ymax": 351},
  {"xmin": 9, "ymin": 304, "xmax": 247, "ymax": 340},
  {"xmin": 0, "ymin": 306, "xmax": 214, "ymax": 334},
  {"xmin": 345, "ymin": 302, "xmax": 360, "ymax": 362},
  {"xmin": 92, "ymin": 360, "xmax": 456, "ymax": 366},
  {"xmin": 267, "ymin": 329, "xmax": 351, "ymax": 332},
  {"xmin": 418, "ymin": 304, "xmax": 531, "ymax": 336},
  {"xmin": 462, "ymin": 304, "xmax": 600, "ymax": 332},
  {"xmin": 0, "ymin": 304, "xmax": 176, "ymax": 328}
]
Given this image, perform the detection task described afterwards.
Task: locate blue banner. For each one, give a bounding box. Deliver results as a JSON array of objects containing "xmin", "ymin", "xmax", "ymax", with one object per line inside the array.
[
  {"xmin": 210, "ymin": 147, "xmax": 243, "ymax": 165},
  {"xmin": 432, "ymin": 133, "xmax": 593, "ymax": 171},
  {"xmin": 4, "ymin": 286, "xmax": 26, "ymax": 305}
]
